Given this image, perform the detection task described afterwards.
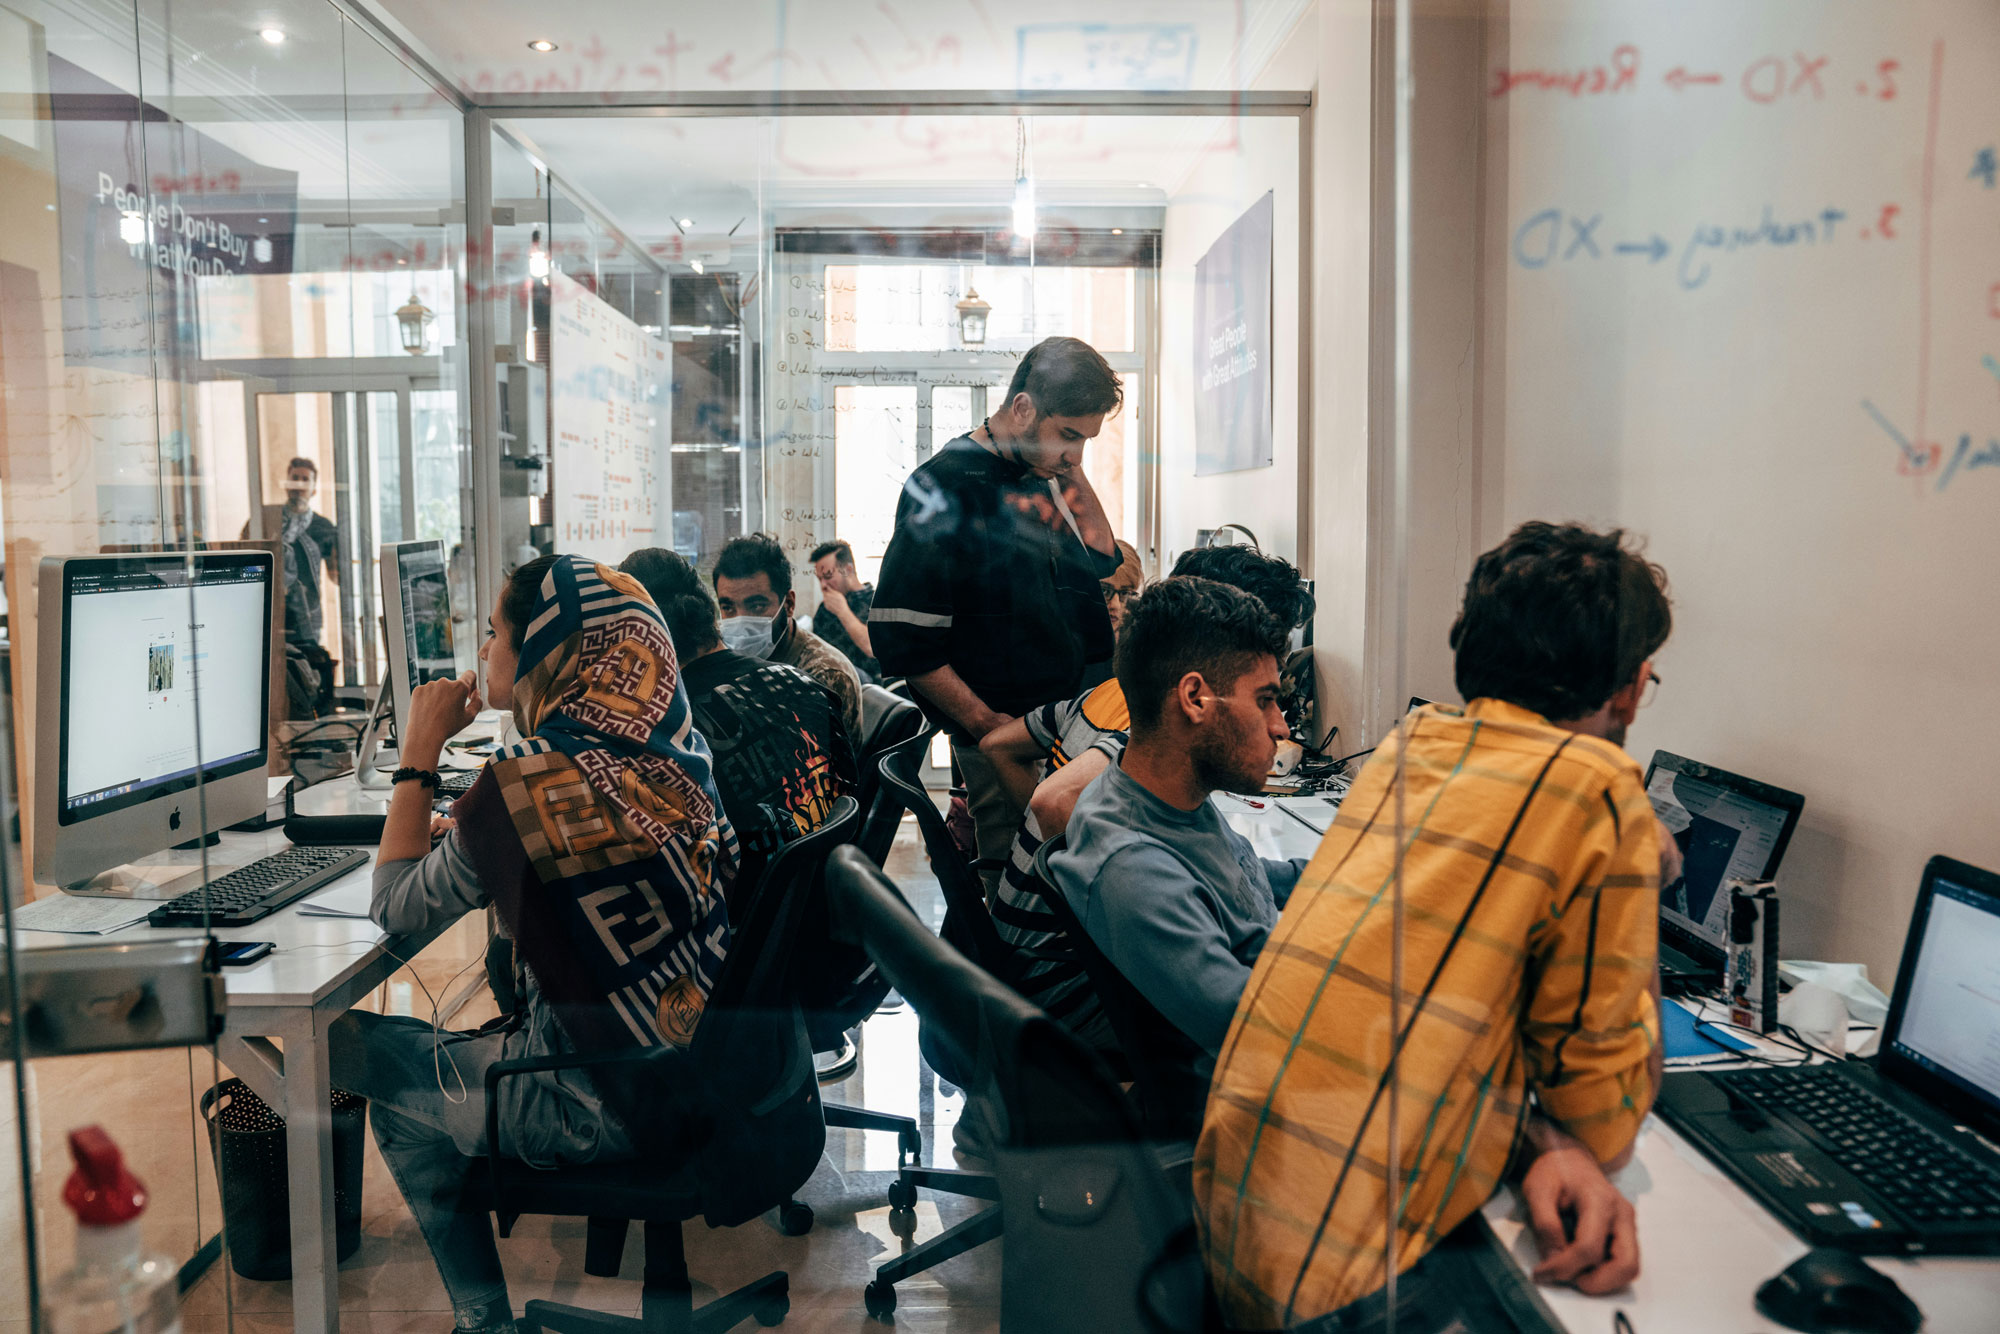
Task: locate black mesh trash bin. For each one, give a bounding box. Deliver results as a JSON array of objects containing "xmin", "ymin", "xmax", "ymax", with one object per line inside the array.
[{"xmin": 201, "ymin": 1078, "xmax": 367, "ymax": 1281}]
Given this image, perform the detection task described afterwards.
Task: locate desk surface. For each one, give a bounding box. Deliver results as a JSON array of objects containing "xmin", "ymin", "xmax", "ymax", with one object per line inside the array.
[
  {"xmin": 1212, "ymin": 790, "xmax": 2000, "ymax": 1333},
  {"xmin": 23, "ymin": 777, "xmax": 410, "ymax": 1009}
]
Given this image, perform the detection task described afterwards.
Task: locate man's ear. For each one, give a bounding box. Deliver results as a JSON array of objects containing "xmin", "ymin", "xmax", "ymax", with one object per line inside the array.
[
  {"xmin": 1170, "ymin": 671, "xmax": 1209, "ymax": 726},
  {"xmin": 783, "ymin": 588, "xmax": 797, "ymax": 620},
  {"xmin": 1605, "ymin": 661, "xmax": 1648, "ymax": 724}
]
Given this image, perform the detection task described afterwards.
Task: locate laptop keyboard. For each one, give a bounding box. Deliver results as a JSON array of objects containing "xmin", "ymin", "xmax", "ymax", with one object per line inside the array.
[{"xmin": 1729, "ymin": 1066, "xmax": 2000, "ymax": 1224}]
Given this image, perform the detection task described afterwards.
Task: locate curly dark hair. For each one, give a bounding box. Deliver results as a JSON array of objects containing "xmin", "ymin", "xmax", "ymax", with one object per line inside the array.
[
  {"xmin": 714, "ymin": 532, "xmax": 792, "ymax": 597},
  {"xmin": 618, "ymin": 547, "xmax": 721, "ymax": 657},
  {"xmin": 1116, "ymin": 576, "xmax": 1286, "ymax": 735},
  {"xmin": 1449, "ymin": 521, "xmax": 1671, "ymax": 721},
  {"xmin": 1170, "ymin": 544, "xmax": 1313, "ymax": 630}
]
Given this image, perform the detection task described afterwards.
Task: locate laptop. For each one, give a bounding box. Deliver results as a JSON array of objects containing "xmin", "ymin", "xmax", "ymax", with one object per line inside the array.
[
  {"xmin": 1643, "ymin": 751, "xmax": 1804, "ymax": 988},
  {"xmin": 1657, "ymin": 855, "xmax": 2000, "ymax": 1255}
]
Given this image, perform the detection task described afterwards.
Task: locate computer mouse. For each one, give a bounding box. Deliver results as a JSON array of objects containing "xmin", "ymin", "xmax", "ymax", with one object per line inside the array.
[{"xmin": 1755, "ymin": 1247, "xmax": 1923, "ymax": 1334}]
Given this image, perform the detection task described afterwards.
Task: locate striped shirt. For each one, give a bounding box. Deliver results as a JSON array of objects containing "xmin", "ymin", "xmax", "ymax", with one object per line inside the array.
[
  {"xmin": 1195, "ymin": 699, "xmax": 1661, "ymax": 1327},
  {"xmin": 990, "ymin": 679, "xmax": 1134, "ymax": 1045}
]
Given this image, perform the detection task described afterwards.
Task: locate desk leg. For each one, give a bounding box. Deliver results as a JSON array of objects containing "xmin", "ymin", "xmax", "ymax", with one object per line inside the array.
[{"xmin": 280, "ymin": 1012, "xmax": 341, "ymax": 1334}]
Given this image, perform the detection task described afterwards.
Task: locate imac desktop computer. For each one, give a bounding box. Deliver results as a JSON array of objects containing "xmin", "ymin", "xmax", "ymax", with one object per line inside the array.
[{"xmin": 34, "ymin": 551, "xmax": 274, "ymax": 897}]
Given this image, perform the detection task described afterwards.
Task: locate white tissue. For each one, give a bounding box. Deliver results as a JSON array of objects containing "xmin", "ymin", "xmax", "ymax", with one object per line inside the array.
[{"xmin": 1779, "ymin": 959, "xmax": 1890, "ymax": 1025}]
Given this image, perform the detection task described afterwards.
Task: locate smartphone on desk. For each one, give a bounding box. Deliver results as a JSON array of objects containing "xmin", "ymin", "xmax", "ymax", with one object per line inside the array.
[{"xmin": 217, "ymin": 941, "xmax": 274, "ymax": 967}]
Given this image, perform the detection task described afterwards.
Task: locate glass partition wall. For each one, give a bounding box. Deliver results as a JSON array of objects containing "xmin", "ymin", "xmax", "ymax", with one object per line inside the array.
[{"xmin": 0, "ymin": 0, "xmax": 478, "ymax": 1327}]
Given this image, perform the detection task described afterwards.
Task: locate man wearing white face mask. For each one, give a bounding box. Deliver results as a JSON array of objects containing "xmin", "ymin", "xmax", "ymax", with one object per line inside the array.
[{"xmin": 712, "ymin": 533, "xmax": 863, "ymax": 739}]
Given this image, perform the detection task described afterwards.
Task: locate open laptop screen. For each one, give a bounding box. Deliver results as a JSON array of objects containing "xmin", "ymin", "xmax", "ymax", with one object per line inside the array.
[
  {"xmin": 1890, "ymin": 868, "xmax": 2000, "ymax": 1117},
  {"xmin": 1644, "ymin": 752, "xmax": 1803, "ymax": 959}
]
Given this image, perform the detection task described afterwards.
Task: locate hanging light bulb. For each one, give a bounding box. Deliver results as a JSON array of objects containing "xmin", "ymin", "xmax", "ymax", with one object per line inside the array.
[
  {"xmin": 528, "ymin": 228, "xmax": 549, "ymax": 281},
  {"xmin": 1011, "ymin": 117, "xmax": 1035, "ymax": 240}
]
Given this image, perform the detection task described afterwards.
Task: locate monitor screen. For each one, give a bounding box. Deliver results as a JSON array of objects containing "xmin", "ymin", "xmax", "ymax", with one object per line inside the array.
[
  {"xmin": 1891, "ymin": 873, "xmax": 2000, "ymax": 1115},
  {"xmin": 59, "ymin": 556, "xmax": 270, "ymax": 823},
  {"xmin": 395, "ymin": 542, "xmax": 457, "ymax": 694},
  {"xmin": 1645, "ymin": 759, "xmax": 1798, "ymax": 951}
]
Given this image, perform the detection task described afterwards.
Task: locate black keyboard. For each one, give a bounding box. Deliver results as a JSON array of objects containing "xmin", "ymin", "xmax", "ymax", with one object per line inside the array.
[
  {"xmin": 437, "ymin": 769, "xmax": 481, "ymax": 798},
  {"xmin": 1729, "ymin": 1065, "xmax": 2000, "ymax": 1224},
  {"xmin": 148, "ymin": 846, "xmax": 370, "ymax": 928}
]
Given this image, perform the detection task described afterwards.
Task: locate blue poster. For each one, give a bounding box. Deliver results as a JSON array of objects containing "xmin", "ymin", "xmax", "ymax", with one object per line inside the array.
[{"xmin": 1194, "ymin": 191, "xmax": 1274, "ymax": 476}]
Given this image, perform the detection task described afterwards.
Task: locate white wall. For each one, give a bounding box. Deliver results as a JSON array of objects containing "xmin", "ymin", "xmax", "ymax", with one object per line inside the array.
[
  {"xmin": 1157, "ymin": 13, "xmax": 1314, "ymax": 572},
  {"xmin": 1468, "ymin": 0, "xmax": 2000, "ymax": 984}
]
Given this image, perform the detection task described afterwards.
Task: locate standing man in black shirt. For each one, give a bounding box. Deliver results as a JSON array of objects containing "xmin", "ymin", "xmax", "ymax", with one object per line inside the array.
[
  {"xmin": 870, "ymin": 335, "xmax": 1125, "ymax": 888},
  {"xmin": 809, "ymin": 539, "xmax": 880, "ymax": 682}
]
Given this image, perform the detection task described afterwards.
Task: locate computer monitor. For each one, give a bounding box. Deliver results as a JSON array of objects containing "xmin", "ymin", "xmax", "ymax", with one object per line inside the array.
[
  {"xmin": 1643, "ymin": 750, "xmax": 1805, "ymax": 975},
  {"xmin": 377, "ymin": 539, "xmax": 458, "ymax": 757},
  {"xmin": 34, "ymin": 552, "xmax": 274, "ymax": 895},
  {"xmin": 1882, "ymin": 856, "xmax": 2000, "ymax": 1129}
]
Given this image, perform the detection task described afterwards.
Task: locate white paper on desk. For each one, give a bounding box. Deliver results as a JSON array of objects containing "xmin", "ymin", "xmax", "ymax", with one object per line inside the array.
[
  {"xmin": 295, "ymin": 882, "xmax": 375, "ymax": 920},
  {"xmin": 13, "ymin": 895, "xmax": 153, "ymax": 935}
]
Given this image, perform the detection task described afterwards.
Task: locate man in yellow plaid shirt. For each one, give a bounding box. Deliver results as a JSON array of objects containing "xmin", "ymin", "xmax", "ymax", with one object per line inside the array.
[{"xmin": 1196, "ymin": 521, "xmax": 1672, "ymax": 1330}]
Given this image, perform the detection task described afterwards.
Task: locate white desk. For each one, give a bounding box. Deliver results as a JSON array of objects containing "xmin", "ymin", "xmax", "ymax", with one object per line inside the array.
[
  {"xmin": 25, "ymin": 773, "xmax": 445, "ymax": 1334},
  {"xmin": 1212, "ymin": 791, "xmax": 2000, "ymax": 1334}
]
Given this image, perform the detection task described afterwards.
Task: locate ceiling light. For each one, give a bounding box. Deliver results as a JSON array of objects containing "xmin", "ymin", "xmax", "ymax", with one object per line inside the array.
[
  {"xmin": 689, "ymin": 259, "xmax": 704, "ymax": 275},
  {"xmin": 677, "ymin": 217, "xmax": 693, "ymax": 229},
  {"xmin": 259, "ymin": 27, "xmax": 285, "ymax": 44},
  {"xmin": 528, "ymin": 228, "xmax": 549, "ymax": 280},
  {"xmin": 1111, "ymin": 227, "xmax": 1124, "ymax": 235},
  {"xmin": 1010, "ymin": 117, "xmax": 1036, "ymax": 241},
  {"xmin": 527, "ymin": 39, "xmax": 556, "ymax": 52}
]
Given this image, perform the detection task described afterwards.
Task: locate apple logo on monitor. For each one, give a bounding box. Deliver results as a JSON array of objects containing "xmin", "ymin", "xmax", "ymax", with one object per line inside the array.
[{"xmin": 169, "ymin": 807, "xmax": 181, "ymax": 832}]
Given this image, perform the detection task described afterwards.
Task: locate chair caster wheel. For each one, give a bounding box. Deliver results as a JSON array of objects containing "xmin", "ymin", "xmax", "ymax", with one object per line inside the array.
[
  {"xmin": 755, "ymin": 1293, "xmax": 789, "ymax": 1327},
  {"xmin": 886, "ymin": 1178, "xmax": 917, "ymax": 1210},
  {"xmin": 778, "ymin": 1199, "xmax": 814, "ymax": 1236},
  {"xmin": 865, "ymin": 1279, "xmax": 897, "ymax": 1320}
]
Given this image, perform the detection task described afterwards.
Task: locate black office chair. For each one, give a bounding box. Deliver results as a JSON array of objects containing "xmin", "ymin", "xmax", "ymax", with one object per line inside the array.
[
  {"xmin": 475, "ymin": 796, "xmax": 860, "ymax": 1334},
  {"xmin": 1030, "ymin": 837, "xmax": 1211, "ymax": 1144},
  {"xmin": 824, "ymin": 846, "xmax": 1206, "ymax": 1331},
  {"xmin": 852, "ymin": 684, "xmax": 927, "ymax": 866},
  {"xmin": 798, "ymin": 695, "xmax": 934, "ymax": 1219},
  {"xmin": 854, "ymin": 732, "xmax": 1051, "ymax": 1315}
]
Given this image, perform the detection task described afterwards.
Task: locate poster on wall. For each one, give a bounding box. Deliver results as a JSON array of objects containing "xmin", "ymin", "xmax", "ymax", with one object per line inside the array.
[
  {"xmin": 1193, "ymin": 190, "xmax": 1274, "ymax": 476},
  {"xmin": 551, "ymin": 271, "xmax": 670, "ymax": 562}
]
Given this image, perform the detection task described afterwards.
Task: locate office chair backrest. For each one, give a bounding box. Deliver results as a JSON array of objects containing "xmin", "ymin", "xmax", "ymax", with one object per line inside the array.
[
  {"xmin": 686, "ymin": 794, "xmax": 859, "ymax": 1226},
  {"xmin": 875, "ymin": 731, "xmax": 1012, "ymax": 979},
  {"xmin": 824, "ymin": 846, "xmax": 1204, "ymax": 1333},
  {"xmin": 855, "ymin": 691, "xmax": 927, "ymax": 864},
  {"xmin": 1032, "ymin": 837, "xmax": 1212, "ymax": 1145}
]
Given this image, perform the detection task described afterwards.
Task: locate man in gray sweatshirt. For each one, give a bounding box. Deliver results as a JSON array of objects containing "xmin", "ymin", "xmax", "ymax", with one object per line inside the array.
[{"xmin": 1048, "ymin": 575, "xmax": 1304, "ymax": 1065}]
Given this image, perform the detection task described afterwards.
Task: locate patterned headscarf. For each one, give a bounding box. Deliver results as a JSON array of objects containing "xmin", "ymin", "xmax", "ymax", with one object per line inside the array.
[{"xmin": 457, "ymin": 555, "xmax": 736, "ymax": 1051}]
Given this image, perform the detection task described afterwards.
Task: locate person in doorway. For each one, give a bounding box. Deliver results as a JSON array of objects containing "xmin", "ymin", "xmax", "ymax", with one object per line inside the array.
[
  {"xmin": 247, "ymin": 455, "xmax": 343, "ymax": 712},
  {"xmin": 622, "ymin": 545, "xmax": 856, "ymax": 894},
  {"xmin": 870, "ymin": 336, "xmax": 1126, "ymax": 888},
  {"xmin": 329, "ymin": 554, "xmax": 736, "ymax": 1334},
  {"xmin": 712, "ymin": 533, "xmax": 863, "ymax": 739},
  {"xmin": 1046, "ymin": 576, "xmax": 1304, "ymax": 1069},
  {"xmin": 1197, "ymin": 520, "xmax": 1670, "ymax": 1329},
  {"xmin": 809, "ymin": 539, "xmax": 880, "ymax": 682}
]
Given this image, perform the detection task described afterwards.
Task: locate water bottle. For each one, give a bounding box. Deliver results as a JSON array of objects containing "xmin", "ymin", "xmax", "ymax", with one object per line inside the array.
[{"xmin": 43, "ymin": 1126, "xmax": 182, "ymax": 1334}]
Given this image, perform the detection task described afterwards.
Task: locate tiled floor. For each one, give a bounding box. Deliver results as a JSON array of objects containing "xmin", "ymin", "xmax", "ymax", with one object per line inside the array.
[{"xmin": 4, "ymin": 817, "xmax": 1000, "ymax": 1333}]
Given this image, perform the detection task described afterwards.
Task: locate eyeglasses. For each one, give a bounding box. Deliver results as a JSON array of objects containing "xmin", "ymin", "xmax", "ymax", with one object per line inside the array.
[
  {"xmin": 1640, "ymin": 668, "xmax": 1663, "ymax": 709},
  {"xmin": 1101, "ymin": 585, "xmax": 1134, "ymax": 604}
]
